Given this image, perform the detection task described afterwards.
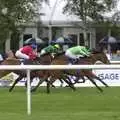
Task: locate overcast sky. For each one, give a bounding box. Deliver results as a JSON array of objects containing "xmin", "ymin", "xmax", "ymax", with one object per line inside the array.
[
  {"xmin": 40, "ymin": 0, "xmax": 120, "ymax": 22},
  {"xmin": 40, "ymin": 0, "xmax": 80, "ymax": 22}
]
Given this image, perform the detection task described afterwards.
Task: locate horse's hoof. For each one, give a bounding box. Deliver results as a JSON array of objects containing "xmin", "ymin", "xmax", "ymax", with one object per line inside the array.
[
  {"xmin": 73, "ymin": 88, "xmax": 76, "ymax": 91},
  {"xmin": 99, "ymin": 89, "xmax": 103, "ymax": 93},
  {"xmin": 9, "ymin": 87, "xmax": 12, "ymax": 92},
  {"xmin": 47, "ymin": 91, "xmax": 50, "ymax": 94},
  {"xmin": 31, "ymin": 89, "xmax": 36, "ymax": 92},
  {"xmin": 51, "ymin": 85, "xmax": 56, "ymax": 88},
  {"xmin": 31, "ymin": 87, "xmax": 36, "ymax": 92}
]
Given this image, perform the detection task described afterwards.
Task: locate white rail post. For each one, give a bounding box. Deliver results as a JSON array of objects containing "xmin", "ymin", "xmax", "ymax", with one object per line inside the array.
[{"xmin": 26, "ymin": 69, "xmax": 31, "ymax": 115}]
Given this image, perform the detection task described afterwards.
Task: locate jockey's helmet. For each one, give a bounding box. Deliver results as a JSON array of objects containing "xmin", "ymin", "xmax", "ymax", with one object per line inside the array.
[
  {"xmin": 31, "ymin": 44, "xmax": 37, "ymax": 49},
  {"xmin": 54, "ymin": 44, "xmax": 60, "ymax": 49}
]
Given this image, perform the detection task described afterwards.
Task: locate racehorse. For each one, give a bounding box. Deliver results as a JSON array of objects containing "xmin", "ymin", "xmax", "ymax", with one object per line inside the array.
[
  {"xmin": 3, "ymin": 53, "xmax": 54, "ymax": 92},
  {"xmin": 30, "ymin": 53, "xmax": 75, "ymax": 93},
  {"xmin": 0, "ymin": 51, "xmax": 63, "ymax": 93},
  {"xmin": 36, "ymin": 52, "xmax": 76, "ymax": 93},
  {"xmin": 44, "ymin": 49, "xmax": 110, "ymax": 93},
  {"xmin": 0, "ymin": 57, "xmax": 39, "ymax": 92},
  {"xmin": 30, "ymin": 54, "xmax": 55, "ymax": 92},
  {"xmin": 0, "ymin": 50, "xmax": 45, "ymax": 91}
]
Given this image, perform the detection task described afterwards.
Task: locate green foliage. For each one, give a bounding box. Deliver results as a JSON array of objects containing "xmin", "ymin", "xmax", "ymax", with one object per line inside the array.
[
  {"xmin": 63, "ymin": 0, "xmax": 117, "ymax": 23},
  {"xmin": 0, "ymin": 0, "xmax": 48, "ymax": 43}
]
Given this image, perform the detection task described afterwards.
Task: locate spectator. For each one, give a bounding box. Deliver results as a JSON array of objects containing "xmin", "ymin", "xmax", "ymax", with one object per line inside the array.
[
  {"xmin": 103, "ymin": 48, "xmax": 111, "ymax": 60},
  {"xmin": 0, "ymin": 53, "xmax": 4, "ymax": 63},
  {"xmin": 111, "ymin": 49, "xmax": 120, "ymax": 61}
]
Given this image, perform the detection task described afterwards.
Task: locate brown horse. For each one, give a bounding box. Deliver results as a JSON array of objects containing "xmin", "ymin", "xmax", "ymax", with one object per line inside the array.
[
  {"xmin": 0, "ymin": 51, "xmax": 58, "ymax": 93},
  {"xmin": 0, "ymin": 58, "xmax": 39, "ymax": 92},
  {"xmin": 30, "ymin": 53, "xmax": 70, "ymax": 93},
  {"xmin": 0, "ymin": 50, "xmax": 51, "ymax": 91},
  {"xmin": 8, "ymin": 54, "xmax": 53, "ymax": 92},
  {"xmin": 31, "ymin": 52, "xmax": 77, "ymax": 93},
  {"xmin": 45, "ymin": 49, "xmax": 110, "ymax": 93}
]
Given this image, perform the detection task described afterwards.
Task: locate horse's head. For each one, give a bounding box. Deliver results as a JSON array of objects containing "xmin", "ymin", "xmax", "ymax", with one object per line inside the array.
[{"xmin": 91, "ymin": 49, "xmax": 110, "ymax": 64}]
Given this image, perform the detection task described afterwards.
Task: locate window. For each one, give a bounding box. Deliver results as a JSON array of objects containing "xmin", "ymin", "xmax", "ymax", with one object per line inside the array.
[
  {"xmin": 79, "ymin": 33, "xmax": 84, "ymax": 46},
  {"xmin": 87, "ymin": 33, "xmax": 91, "ymax": 47},
  {"xmin": 68, "ymin": 34, "xmax": 77, "ymax": 46},
  {"xmin": 79, "ymin": 33, "xmax": 91, "ymax": 47},
  {"xmin": 10, "ymin": 32, "xmax": 20, "ymax": 51}
]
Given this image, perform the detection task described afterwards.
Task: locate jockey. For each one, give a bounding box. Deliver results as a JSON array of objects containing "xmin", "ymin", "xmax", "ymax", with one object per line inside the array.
[
  {"xmin": 0, "ymin": 53, "xmax": 4, "ymax": 63},
  {"xmin": 15, "ymin": 43, "xmax": 37, "ymax": 60},
  {"xmin": 65, "ymin": 45, "xmax": 91, "ymax": 63},
  {"xmin": 39, "ymin": 44, "xmax": 62, "ymax": 56}
]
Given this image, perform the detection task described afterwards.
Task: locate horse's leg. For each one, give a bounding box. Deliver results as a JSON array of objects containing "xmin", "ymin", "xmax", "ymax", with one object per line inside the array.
[
  {"xmin": 31, "ymin": 76, "xmax": 47, "ymax": 92},
  {"xmin": 63, "ymin": 75, "xmax": 76, "ymax": 91},
  {"xmin": 25, "ymin": 75, "xmax": 35, "ymax": 88},
  {"xmin": 46, "ymin": 77, "xmax": 52, "ymax": 94},
  {"xmin": 9, "ymin": 75, "xmax": 23, "ymax": 92},
  {"xmin": 93, "ymin": 75, "xmax": 109, "ymax": 87},
  {"xmin": 86, "ymin": 75, "xmax": 103, "ymax": 92},
  {"xmin": 86, "ymin": 70, "xmax": 109, "ymax": 87},
  {"xmin": 74, "ymin": 75, "xmax": 86, "ymax": 84},
  {"xmin": 51, "ymin": 83, "xmax": 56, "ymax": 88},
  {"xmin": 25, "ymin": 71, "xmax": 38, "ymax": 88},
  {"xmin": 64, "ymin": 70, "xmax": 86, "ymax": 84},
  {"xmin": 59, "ymin": 79, "xmax": 64, "ymax": 87},
  {"xmin": 64, "ymin": 75, "xmax": 73, "ymax": 87}
]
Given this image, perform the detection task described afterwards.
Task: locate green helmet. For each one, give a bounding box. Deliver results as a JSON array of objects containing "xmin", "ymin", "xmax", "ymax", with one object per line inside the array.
[{"xmin": 54, "ymin": 44, "xmax": 60, "ymax": 49}]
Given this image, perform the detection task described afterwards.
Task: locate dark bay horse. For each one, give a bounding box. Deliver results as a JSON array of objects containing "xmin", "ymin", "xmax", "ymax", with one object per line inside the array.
[
  {"xmin": 0, "ymin": 58, "xmax": 39, "ymax": 92},
  {"xmin": 0, "ymin": 51, "xmax": 60, "ymax": 93},
  {"xmin": 46, "ymin": 50, "xmax": 110, "ymax": 93},
  {"xmin": 30, "ymin": 53, "xmax": 73, "ymax": 93},
  {"xmin": 1, "ymin": 53, "xmax": 53, "ymax": 92}
]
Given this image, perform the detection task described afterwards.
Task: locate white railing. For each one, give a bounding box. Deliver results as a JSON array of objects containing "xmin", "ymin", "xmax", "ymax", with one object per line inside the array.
[{"xmin": 0, "ymin": 64, "xmax": 120, "ymax": 115}]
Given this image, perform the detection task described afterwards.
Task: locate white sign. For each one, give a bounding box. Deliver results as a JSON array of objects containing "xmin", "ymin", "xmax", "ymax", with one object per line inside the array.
[
  {"xmin": 0, "ymin": 72, "xmax": 19, "ymax": 86},
  {"xmin": 93, "ymin": 69, "xmax": 120, "ymax": 86},
  {"xmin": 1, "ymin": 69, "xmax": 120, "ymax": 87}
]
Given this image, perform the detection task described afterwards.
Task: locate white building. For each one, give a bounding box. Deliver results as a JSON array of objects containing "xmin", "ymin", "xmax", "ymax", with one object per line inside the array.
[{"xmin": 5, "ymin": 0, "xmax": 96, "ymax": 52}]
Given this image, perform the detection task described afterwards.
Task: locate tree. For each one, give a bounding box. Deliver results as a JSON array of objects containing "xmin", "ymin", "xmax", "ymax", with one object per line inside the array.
[
  {"xmin": 0, "ymin": 0, "xmax": 48, "ymax": 45},
  {"xmin": 63, "ymin": 0, "xmax": 118, "ymax": 45},
  {"xmin": 63, "ymin": 0, "xmax": 117, "ymax": 23}
]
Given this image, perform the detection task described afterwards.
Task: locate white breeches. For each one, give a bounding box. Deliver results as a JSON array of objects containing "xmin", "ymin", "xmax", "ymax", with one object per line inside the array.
[
  {"xmin": 65, "ymin": 50, "xmax": 79, "ymax": 59},
  {"xmin": 15, "ymin": 50, "xmax": 29, "ymax": 59},
  {"xmin": 40, "ymin": 49, "xmax": 46, "ymax": 56}
]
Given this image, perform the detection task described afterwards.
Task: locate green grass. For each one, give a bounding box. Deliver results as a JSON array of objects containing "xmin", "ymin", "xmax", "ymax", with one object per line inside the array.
[{"xmin": 0, "ymin": 87, "xmax": 120, "ymax": 120}]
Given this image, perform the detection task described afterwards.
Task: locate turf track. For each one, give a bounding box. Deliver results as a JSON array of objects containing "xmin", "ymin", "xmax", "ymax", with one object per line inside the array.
[{"xmin": 0, "ymin": 87, "xmax": 120, "ymax": 120}]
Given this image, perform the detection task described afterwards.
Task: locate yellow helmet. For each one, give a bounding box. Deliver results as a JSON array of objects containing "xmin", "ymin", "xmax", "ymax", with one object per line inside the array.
[{"xmin": 54, "ymin": 44, "xmax": 60, "ymax": 49}]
